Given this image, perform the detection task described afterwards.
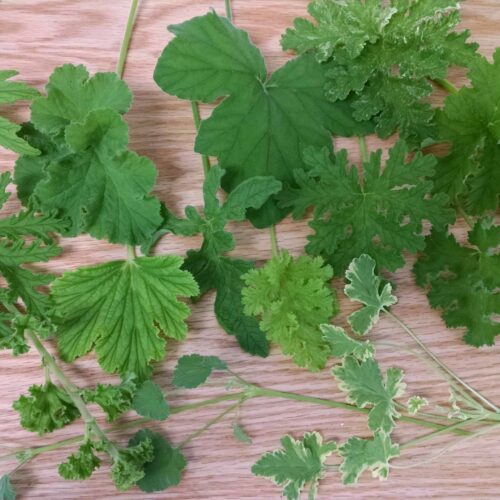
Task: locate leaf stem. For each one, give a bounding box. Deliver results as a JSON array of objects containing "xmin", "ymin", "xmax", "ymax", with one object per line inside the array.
[
  {"xmin": 127, "ymin": 245, "xmax": 136, "ymax": 261},
  {"xmin": 432, "ymin": 78, "xmax": 459, "ymax": 94},
  {"xmin": 116, "ymin": 0, "xmax": 140, "ymax": 78},
  {"xmin": 225, "ymin": 0, "xmax": 233, "ymax": 21},
  {"xmin": 269, "ymin": 225, "xmax": 279, "ymax": 257},
  {"xmin": 190, "ymin": 101, "xmax": 211, "ymax": 175},
  {"xmin": 386, "ymin": 310, "xmax": 500, "ymax": 414},
  {"xmin": 358, "ymin": 136, "xmax": 369, "ymax": 164},
  {"xmin": 177, "ymin": 398, "xmax": 244, "ymax": 449}
]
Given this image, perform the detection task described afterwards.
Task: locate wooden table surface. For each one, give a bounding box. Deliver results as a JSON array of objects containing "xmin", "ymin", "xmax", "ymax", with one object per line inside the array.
[{"xmin": 1, "ymin": 1, "xmax": 500, "ymax": 498}]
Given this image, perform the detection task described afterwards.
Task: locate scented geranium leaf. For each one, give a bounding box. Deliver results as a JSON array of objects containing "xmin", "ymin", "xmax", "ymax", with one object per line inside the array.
[
  {"xmin": 321, "ymin": 324, "xmax": 374, "ymax": 361},
  {"xmin": 282, "ymin": 142, "xmax": 454, "ymax": 275},
  {"xmin": 0, "ymin": 172, "xmax": 10, "ymax": 209},
  {"xmin": 155, "ymin": 11, "xmax": 370, "ymax": 227},
  {"xmin": 34, "ymin": 109, "xmax": 161, "ymax": 245},
  {"xmin": 82, "ymin": 374, "xmax": 137, "ymax": 422},
  {"xmin": 184, "ymin": 250, "xmax": 270, "ymax": 357},
  {"xmin": 0, "ymin": 70, "xmax": 39, "ymax": 155},
  {"xmin": 252, "ymin": 432, "xmax": 336, "ymax": 500},
  {"xmin": 435, "ymin": 49, "xmax": 500, "ymax": 213},
  {"xmin": 58, "ymin": 441, "xmax": 102, "ymax": 481},
  {"xmin": 31, "ymin": 64, "xmax": 131, "ymax": 135},
  {"xmin": 132, "ymin": 380, "xmax": 169, "ymax": 421},
  {"xmin": 13, "ymin": 382, "xmax": 80, "ymax": 435},
  {"xmin": 339, "ymin": 432, "xmax": 399, "ymax": 485},
  {"xmin": 344, "ymin": 255, "xmax": 397, "ymax": 335},
  {"xmin": 172, "ymin": 354, "xmax": 227, "ymax": 389},
  {"xmin": 242, "ymin": 251, "xmax": 337, "ymax": 371},
  {"xmin": 407, "ymin": 396, "xmax": 428, "ymax": 415},
  {"xmin": 333, "ymin": 356, "xmax": 406, "ymax": 433},
  {"xmin": 168, "ymin": 167, "xmax": 276, "ymax": 357},
  {"xmin": 414, "ymin": 219, "xmax": 500, "ymax": 346},
  {"xmin": 0, "ymin": 475, "xmax": 16, "ymax": 500},
  {"xmin": 0, "ymin": 311, "xmax": 28, "ymax": 356},
  {"xmin": 130, "ymin": 430, "xmax": 187, "ymax": 493},
  {"xmin": 284, "ymin": 0, "xmax": 478, "ymax": 143},
  {"xmin": 0, "ymin": 209, "xmax": 63, "ymax": 242},
  {"xmin": 111, "ymin": 438, "xmax": 154, "ymax": 491},
  {"xmin": 52, "ymin": 256, "xmax": 199, "ymax": 380}
]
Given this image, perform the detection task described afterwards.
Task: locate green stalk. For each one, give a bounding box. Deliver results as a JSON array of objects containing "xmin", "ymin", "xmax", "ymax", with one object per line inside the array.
[
  {"xmin": 225, "ymin": 0, "xmax": 233, "ymax": 21},
  {"xmin": 432, "ymin": 78, "xmax": 459, "ymax": 94},
  {"xmin": 358, "ymin": 136, "xmax": 369, "ymax": 163},
  {"xmin": 190, "ymin": 101, "xmax": 211, "ymax": 175},
  {"xmin": 116, "ymin": 0, "xmax": 140, "ymax": 79},
  {"xmin": 386, "ymin": 310, "xmax": 500, "ymax": 414},
  {"xmin": 269, "ymin": 225, "xmax": 280, "ymax": 257}
]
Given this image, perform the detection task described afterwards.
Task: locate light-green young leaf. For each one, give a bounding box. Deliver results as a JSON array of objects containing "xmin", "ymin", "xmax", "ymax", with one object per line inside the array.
[
  {"xmin": 344, "ymin": 255, "xmax": 398, "ymax": 335},
  {"xmin": 333, "ymin": 356, "xmax": 406, "ymax": 434},
  {"xmin": 52, "ymin": 256, "xmax": 199, "ymax": 380},
  {"xmin": 252, "ymin": 432, "xmax": 337, "ymax": 500},
  {"xmin": 242, "ymin": 251, "xmax": 337, "ymax": 371},
  {"xmin": 154, "ymin": 11, "xmax": 370, "ymax": 227},
  {"xmin": 58, "ymin": 441, "xmax": 102, "ymax": 481},
  {"xmin": 407, "ymin": 396, "xmax": 429, "ymax": 415},
  {"xmin": 172, "ymin": 354, "xmax": 227, "ymax": 389},
  {"xmin": 339, "ymin": 432, "xmax": 400, "ymax": 485},
  {"xmin": 321, "ymin": 324, "xmax": 374, "ymax": 361}
]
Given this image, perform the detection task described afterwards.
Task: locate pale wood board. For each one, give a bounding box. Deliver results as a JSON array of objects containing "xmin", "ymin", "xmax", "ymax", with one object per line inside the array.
[{"xmin": 0, "ymin": 1, "xmax": 499, "ymax": 498}]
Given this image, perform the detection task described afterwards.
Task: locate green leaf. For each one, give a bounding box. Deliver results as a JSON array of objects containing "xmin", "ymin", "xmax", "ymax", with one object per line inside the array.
[
  {"xmin": 0, "ymin": 70, "xmax": 39, "ymax": 155},
  {"xmin": 339, "ymin": 432, "xmax": 400, "ymax": 485},
  {"xmin": 155, "ymin": 11, "xmax": 371, "ymax": 227},
  {"xmin": 407, "ymin": 396, "xmax": 429, "ymax": 415},
  {"xmin": 435, "ymin": 49, "xmax": 500, "ymax": 214},
  {"xmin": 242, "ymin": 251, "xmax": 337, "ymax": 371},
  {"xmin": 31, "ymin": 64, "xmax": 131, "ymax": 135},
  {"xmin": 52, "ymin": 256, "xmax": 199, "ymax": 380},
  {"xmin": 58, "ymin": 441, "xmax": 101, "ymax": 481},
  {"xmin": 130, "ymin": 429, "xmax": 187, "ymax": 493},
  {"xmin": 168, "ymin": 166, "xmax": 277, "ymax": 357},
  {"xmin": 333, "ymin": 356, "xmax": 406, "ymax": 433},
  {"xmin": 282, "ymin": 142, "xmax": 454, "ymax": 275},
  {"xmin": 414, "ymin": 219, "xmax": 500, "ymax": 346},
  {"xmin": 13, "ymin": 382, "xmax": 80, "ymax": 435},
  {"xmin": 81, "ymin": 374, "xmax": 137, "ymax": 422},
  {"xmin": 252, "ymin": 432, "xmax": 336, "ymax": 500},
  {"xmin": 321, "ymin": 324, "xmax": 374, "ymax": 361},
  {"xmin": 344, "ymin": 255, "xmax": 397, "ymax": 335},
  {"xmin": 0, "ymin": 209, "xmax": 63, "ymax": 242},
  {"xmin": 172, "ymin": 354, "xmax": 227, "ymax": 389},
  {"xmin": 132, "ymin": 380, "xmax": 169, "ymax": 421},
  {"xmin": 111, "ymin": 438, "xmax": 154, "ymax": 491},
  {"xmin": 232, "ymin": 423, "xmax": 252, "ymax": 445},
  {"xmin": 0, "ymin": 475, "xmax": 16, "ymax": 500},
  {"xmin": 284, "ymin": 0, "xmax": 478, "ymax": 143},
  {"xmin": 33, "ymin": 109, "xmax": 161, "ymax": 245}
]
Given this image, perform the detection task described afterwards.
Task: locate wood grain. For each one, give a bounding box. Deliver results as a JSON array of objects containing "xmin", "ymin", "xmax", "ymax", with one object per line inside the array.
[{"xmin": 1, "ymin": 1, "xmax": 500, "ymax": 498}]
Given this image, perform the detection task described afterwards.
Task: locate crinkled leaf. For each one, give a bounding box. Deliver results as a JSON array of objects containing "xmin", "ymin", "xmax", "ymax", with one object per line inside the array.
[
  {"xmin": 130, "ymin": 429, "xmax": 187, "ymax": 493},
  {"xmin": 435, "ymin": 49, "xmax": 500, "ymax": 214},
  {"xmin": 155, "ymin": 11, "xmax": 371, "ymax": 227},
  {"xmin": 111, "ymin": 438, "xmax": 154, "ymax": 491},
  {"xmin": 58, "ymin": 441, "xmax": 102, "ymax": 481},
  {"xmin": 82, "ymin": 375, "xmax": 137, "ymax": 422},
  {"xmin": 252, "ymin": 432, "xmax": 336, "ymax": 500},
  {"xmin": 242, "ymin": 251, "xmax": 337, "ymax": 371},
  {"xmin": 13, "ymin": 382, "xmax": 80, "ymax": 435},
  {"xmin": 414, "ymin": 219, "xmax": 500, "ymax": 346},
  {"xmin": 281, "ymin": 142, "xmax": 454, "ymax": 275},
  {"xmin": 344, "ymin": 255, "xmax": 398, "ymax": 335},
  {"xmin": 333, "ymin": 356, "xmax": 406, "ymax": 433},
  {"xmin": 132, "ymin": 380, "xmax": 169, "ymax": 421},
  {"xmin": 321, "ymin": 324, "xmax": 374, "ymax": 361},
  {"xmin": 339, "ymin": 432, "xmax": 399, "ymax": 485},
  {"xmin": 52, "ymin": 256, "xmax": 199, "ymax": 380},
  {"xmin": 0, "ymin": 70, "xmax": 39, "ymax": 155},
  {"xmin": 0, "ymin": 475, "xmax": 16, "ymax": 500},
  {"xmin": 172, "ymin": 353, "xmax": 227, "ymax": 389},
  {"xmin": 284, "ymin": 0, "xmax": 478, "ymax": 143}
]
